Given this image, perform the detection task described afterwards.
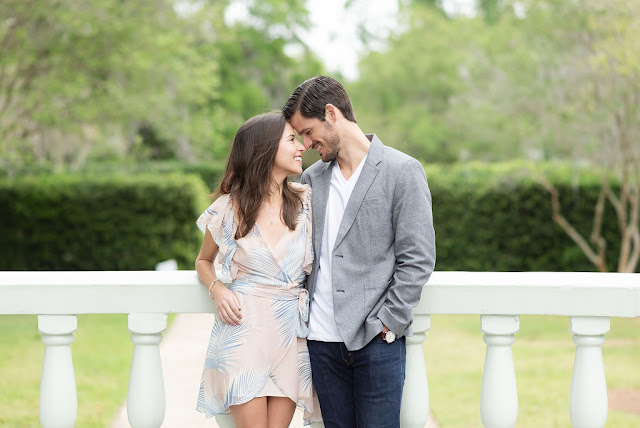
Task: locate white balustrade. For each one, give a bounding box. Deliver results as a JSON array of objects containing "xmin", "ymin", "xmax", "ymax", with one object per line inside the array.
[
  {"xmin": 38, "ymin": 315, "xmax": 78, "ymax": 428},
  {"xmin": 401, "ymin": 313, "xmax": 431, "ymax": 428},
  {"xmin": 480, "ymin": 315, "xmax": 519, "ymax": 428},
  {"xmin": 127, "ymin": 313, "xmax": 168, "ymax": 428},
  {"xmin": 569, "ymin": 316, "xmax": 610, "ymax": 428},
  {"xmin": 1, "ymin": 271, "xmax": 639, "ymax": 428},
  {"xmin": 215, "ymin": 414, "xmax": 235, "ymax": 428}
]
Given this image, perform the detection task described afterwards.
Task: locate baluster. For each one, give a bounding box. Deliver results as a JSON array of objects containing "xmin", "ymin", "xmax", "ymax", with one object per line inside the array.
[
  {"xmin": 215, "ymin": 415, "xmax": 235, "ymax": 428},
  {"xmin": 38, "ymin": 314, "xmax": 78, "ymax": 428},
  {"xmin": 401, "ymin": 314, "xmax": 431, "ymax": 428},
  {"xmin": 569, "ymin": 316, "xmax": 610, "ymax": 428},
  {"xmin": 480, "ymin": 315, "xmax": 519, "ymax": 428},
  {"xmin": 127, "ymin": 313, "xmax": 167, "ymax": 428}
]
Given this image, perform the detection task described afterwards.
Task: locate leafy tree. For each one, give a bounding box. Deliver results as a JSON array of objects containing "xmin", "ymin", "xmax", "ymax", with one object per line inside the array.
[
  {"xmin": 0, "ymin": 0, "xmax": 324, "ymax": 174},
  {"xmin": 347, "ymin": 0, "xmax": 638, "ymax": 271},
  {"xmin": 0, "ymin": 0, "xmax": 220, "ymax": 174},
  {"xmin": 204, "ymin": 0, "xmax": 324, "ymax": 157},
  {"xmin": 518, "ymin": 0, "xmax": 640, "ymax": 272},
  {"xmin": 347, "ymin": 4, "xmax": 472, "ymax": 163}
]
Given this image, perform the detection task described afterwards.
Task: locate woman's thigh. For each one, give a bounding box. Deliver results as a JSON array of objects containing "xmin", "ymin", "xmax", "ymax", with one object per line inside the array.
[
  {"xmin": 267, "ymin": 396, "xmax": 296, "ymax": 428},
  {"xmin": 230, "ymin": 396, "xmax": 268, "ymax": 428}
]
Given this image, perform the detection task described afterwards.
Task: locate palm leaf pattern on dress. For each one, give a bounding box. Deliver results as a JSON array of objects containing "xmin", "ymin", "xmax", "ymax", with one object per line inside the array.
[
  {"xmin": 297, "ymin": 347, "xmax": 313, "ymax": 392},
  {"xmin": 228, "ymin": 278, "xmax": 256, "ymax": 295},
  {"xmin": 196, "ymin": 380, "xmax": 206, "ymax": 413},
  {"xmin": 205, "ymin": 319, "xmax": 248, "ymax": 375},
  {"xmin": 199, "ymin": 368, "xmax": 270, "ymax": 416},
  {"xmin": 224, "ymin": 368, "xmax": 271, "ymax": 408},
  {"xmin": 281, "ymin": 229, "xmax": 306, "ymax": 278},
  {"xmin": 272, "ymin": 296, "xmax": 297, "ymax": 348},
  {"xmin": 218, "ymin": 208, "xmax": 238, "ymax": 281},
  {"xmin": 196, "ymin": 207, "xmax": 218, "ymax": 235},
  {"xmin": 246, "ymin": 227, "xmax": 261, "ymax": 239},
  {"xmin": 248, "ymin": 247, "xmax": 282, "ymax": 279},
  {"xmin": 203, "ymin": 389, "xmax": 227, "ymax": 416}
]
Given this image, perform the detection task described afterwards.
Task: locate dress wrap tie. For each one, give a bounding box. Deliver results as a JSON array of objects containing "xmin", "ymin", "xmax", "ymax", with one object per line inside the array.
[{"xmin": 229, "ymin": 280, "xmax": 310, "ymax": 338}]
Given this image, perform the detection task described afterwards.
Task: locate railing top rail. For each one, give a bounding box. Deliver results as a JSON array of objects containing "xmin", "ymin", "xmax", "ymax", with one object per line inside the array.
[{"xmin": 1, "ymin": 271, "xmax": 639, "ymax": 317}]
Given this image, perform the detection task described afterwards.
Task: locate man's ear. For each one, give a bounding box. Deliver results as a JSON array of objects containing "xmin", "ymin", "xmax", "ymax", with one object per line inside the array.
[{"xmin": 325, "ymin": 104, "xmax": 338, "ymax": 122}]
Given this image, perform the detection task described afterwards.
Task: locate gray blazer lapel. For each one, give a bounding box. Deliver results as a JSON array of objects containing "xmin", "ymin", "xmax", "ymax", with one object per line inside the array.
[
  {"xmin": 312, "ymin": 162, "xmax": 333, "ymax": 254},
  {"xmin": 333, "ymin": 135, "xmax": 383, "ymax": 251}
]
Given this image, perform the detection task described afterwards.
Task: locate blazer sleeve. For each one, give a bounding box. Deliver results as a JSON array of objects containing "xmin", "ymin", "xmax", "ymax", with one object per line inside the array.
[
  {"xmin": 377, "ymin": 158, "xmax": 436, "ymax": 335},
  {"xmin": 300, "ymin": 170, "xmax": 310, "ymax": 186}
]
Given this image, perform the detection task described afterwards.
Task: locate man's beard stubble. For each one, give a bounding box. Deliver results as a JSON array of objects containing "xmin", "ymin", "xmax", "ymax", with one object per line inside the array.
[{"xmin": 320, "ymin": 124, "xmax": 340, "ymax": 162}]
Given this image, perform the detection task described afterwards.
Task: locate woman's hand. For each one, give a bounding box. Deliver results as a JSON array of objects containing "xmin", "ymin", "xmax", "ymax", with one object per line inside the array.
[{"xmin": 211, "ymin": 281, "xmax": 242, "ymax": 325}]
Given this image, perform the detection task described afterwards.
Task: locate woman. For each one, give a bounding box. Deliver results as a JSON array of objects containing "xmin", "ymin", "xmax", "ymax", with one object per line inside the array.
[{"xmin": 195, "ymin": 111, "xmax": 320, "ymax": 427}]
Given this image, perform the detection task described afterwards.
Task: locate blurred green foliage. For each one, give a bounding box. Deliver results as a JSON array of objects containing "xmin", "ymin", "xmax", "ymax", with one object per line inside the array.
[
  {"xmin": 426, "ymin": 161, "xmax": 621, "ymax": 272},
  {"xmin": 0, "ymin": 173, "xmax": 209, "ymax": 270},
  {"xmin": 0, "ymin": 0, "xmax": 323, "ymax": 174},
  {"xmin": 1, "ymin": 0, "xmax": 637, "ymax": 169},
  {"xmin": 1, "ymin": 0, "xmax": 638, "ymax": 271},
  {"xmin": 348, "ymin": 0, "xmax": 640, "ymax": 169},
  {"xmin": 0, "ymin": 161, "xmax": 623, "ymax": 272}
]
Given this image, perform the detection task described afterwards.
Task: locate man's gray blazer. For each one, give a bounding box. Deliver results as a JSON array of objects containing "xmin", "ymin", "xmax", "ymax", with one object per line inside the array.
[{"xmin": 301, "ymin": 134, "xmax": 436, "ymax": 351}]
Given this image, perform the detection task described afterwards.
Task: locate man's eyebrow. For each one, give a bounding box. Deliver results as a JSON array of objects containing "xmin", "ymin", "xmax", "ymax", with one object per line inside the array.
[{"xmin": 298, "ymin": 127, "xmax": 311, "ymax": 134}]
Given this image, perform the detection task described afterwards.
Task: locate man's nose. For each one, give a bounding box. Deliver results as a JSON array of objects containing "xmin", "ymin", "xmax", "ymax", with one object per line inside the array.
[{"xmin": 302, "ymin": 135, "xmax": 312, "ymax": 149}]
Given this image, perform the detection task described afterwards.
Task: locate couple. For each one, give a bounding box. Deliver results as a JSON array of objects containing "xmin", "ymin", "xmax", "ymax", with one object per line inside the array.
[{"xmin": 194, "ymin": 76, "xmax": 436, "ymax": 428}]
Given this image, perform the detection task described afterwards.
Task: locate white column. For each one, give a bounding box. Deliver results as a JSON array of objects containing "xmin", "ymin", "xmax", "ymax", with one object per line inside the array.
[
  {"xmin": 480, "ymin": 315, "xmax": 519, "ymax": 428},
  {"xmin": 401, "ymin": 314, "xmax": 431, "ymax": 428},
  {"xmin": 569, "ymin": 316, "xmax": 610, "ymax": 428},
  {"xmin": 127, "ymin": 313, "xmax": 167, "ymax": 428},
  {"xmin": 215, "ymin": 415, "xmax": 235, "ymax": 428},
  {"xmin": 38, "ymin": 314, "xmax": 78, "ymax": 428}
]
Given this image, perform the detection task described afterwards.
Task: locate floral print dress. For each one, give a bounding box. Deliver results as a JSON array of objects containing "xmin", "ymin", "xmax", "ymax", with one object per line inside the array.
[{"xmin": 195, "ymin": 183, "xmax": 320, "ymax": 425}]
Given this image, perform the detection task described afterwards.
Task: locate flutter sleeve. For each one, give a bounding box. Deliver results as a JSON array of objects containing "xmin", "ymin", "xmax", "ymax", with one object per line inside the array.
[
  {"xmin": 196, "ymin": 194, "xmax": 239, "ymax": 283},
  {"xmin": 300, "ymin": 184, "xmax": 314, "ymax": 275}
]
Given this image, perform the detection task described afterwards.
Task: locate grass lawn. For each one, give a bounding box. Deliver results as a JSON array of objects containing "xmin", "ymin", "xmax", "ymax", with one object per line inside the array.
[
  {"xmin": 0, "ymin": 314, "xmax": 151, "ymax": 427},
  {"xmin": 1, "ymin": 313, "xmax": 637, "ymax": 427},
  {"xmin": 424, "ymin": 315, "xmax": 640, "ymax": 427}
]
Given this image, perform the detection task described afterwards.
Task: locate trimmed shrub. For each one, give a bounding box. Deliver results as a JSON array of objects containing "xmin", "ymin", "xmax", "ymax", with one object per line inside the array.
[
  {"xmin": 0, "ymin": 160, "xmax": 631, "ymax": 273},
  {"xmin": 3, "ymin": 160, "xmax": 227, "ymax": 194},
  {"xmin": 81, "ymin": 160, "xmax": 227, "ymax": 193},
  {"xmin": 0, "ymin": 173, "xmax": 209, "ymax": 270},
  {"xmin": 424, "ymin": 161, "xmax": 623, "ymax": 272}
]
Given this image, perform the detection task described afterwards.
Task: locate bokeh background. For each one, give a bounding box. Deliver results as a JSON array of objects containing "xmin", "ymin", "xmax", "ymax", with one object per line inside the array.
[
  {"xmin": 1, "ymin": 0, "xmax": 638, "ymax": 274},
  {"xmin": 1, "ymin": 2, "xmax": 639, "ymax": 427}
]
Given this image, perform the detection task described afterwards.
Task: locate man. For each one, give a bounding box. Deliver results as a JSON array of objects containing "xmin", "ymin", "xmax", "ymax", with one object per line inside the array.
[{"xmin": 283, "ymin": 76, "xmax": 436, "ymax": 427}]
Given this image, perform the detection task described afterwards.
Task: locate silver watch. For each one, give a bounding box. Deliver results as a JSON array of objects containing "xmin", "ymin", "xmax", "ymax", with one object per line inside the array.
[{"xmin": 383, "ymin": 330, "xmax": 396, "ymax": 344}]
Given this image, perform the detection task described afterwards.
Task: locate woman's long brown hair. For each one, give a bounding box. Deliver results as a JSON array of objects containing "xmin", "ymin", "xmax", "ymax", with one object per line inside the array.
[{"xmin": 213, "ymin": 111, "xmax": 304, "ymax": 239}]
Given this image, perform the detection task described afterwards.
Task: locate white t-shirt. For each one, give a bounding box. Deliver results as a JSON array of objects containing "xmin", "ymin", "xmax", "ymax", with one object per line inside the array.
[{"xmin": 308, "ymin": 155, "xmax": 368, "ymax": 341}]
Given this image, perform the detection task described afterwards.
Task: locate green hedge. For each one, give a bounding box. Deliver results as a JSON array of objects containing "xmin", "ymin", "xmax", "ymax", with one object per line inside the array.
[
  {"xmin": 0, "ymin": 173, "xmax": 209, "ymax": 270},
  {"xmin": 3, "ymin": 160, "xmax": 227, "ymax": 194},
  {"xmin": 425, "ymin": 161, "xmax": 624, "ymax": 272},
  {"xmin": 79, "ymin": 161, "xmax": 227, "ymax": 194},
  {"xmin": 0, "ymin": 160, "xmax": 632, "ymax": 272}
]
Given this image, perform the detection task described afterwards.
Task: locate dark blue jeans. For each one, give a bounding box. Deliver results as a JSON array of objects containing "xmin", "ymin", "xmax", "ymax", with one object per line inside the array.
[{"xmin": 307, "ymin": 337, "xmax": 406, "ymax": 428}]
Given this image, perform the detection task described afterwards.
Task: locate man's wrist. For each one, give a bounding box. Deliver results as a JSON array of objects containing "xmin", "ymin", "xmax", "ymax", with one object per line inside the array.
[{"xmin": 378, "ymin": 324, "xmax": 396, "ymax": 343}]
